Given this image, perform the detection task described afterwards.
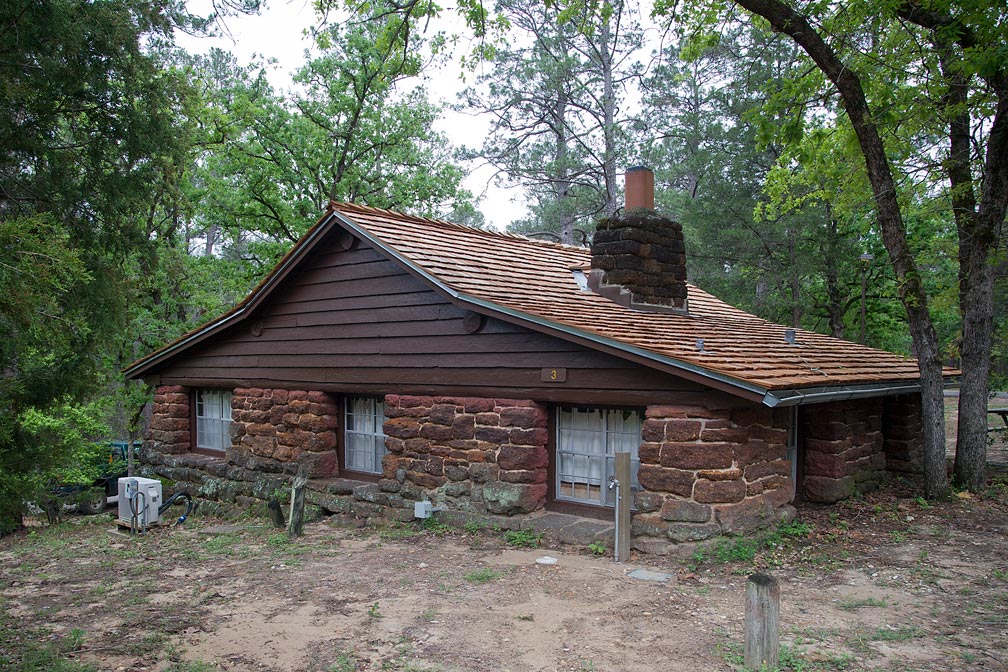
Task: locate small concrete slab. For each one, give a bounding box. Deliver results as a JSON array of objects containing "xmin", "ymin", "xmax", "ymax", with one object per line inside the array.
[{"xmin": 627, "ymin": 568, "xmax": 673, "ymax": 583}]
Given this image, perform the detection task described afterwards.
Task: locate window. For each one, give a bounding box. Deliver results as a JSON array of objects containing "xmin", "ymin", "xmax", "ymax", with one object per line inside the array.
[
  {"xmin": 556, "ymin": 407, "xmax": 642, "ymax": 506},
  {"xmin": 196, "ymin": 390, "xmax": 232, "ymax": 451},
  {"xmin": 345, "ymin": 396, "xmax": 388, "ymax": 474}
]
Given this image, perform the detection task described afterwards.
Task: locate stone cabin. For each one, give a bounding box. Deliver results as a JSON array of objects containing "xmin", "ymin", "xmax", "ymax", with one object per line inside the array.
[{"xmin": 125, "ymin": 168, "xmax": 942, "ymax": 553}]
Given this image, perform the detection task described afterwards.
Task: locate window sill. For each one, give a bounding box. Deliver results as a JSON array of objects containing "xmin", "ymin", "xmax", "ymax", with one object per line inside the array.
[{"xmin": 545, "ymin": 499, "xmax": 613, "ymax": 521}]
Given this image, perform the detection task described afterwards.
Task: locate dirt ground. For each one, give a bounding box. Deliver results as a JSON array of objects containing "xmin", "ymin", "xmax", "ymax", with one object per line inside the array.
[
  {"xmin": 1, "ymin": 403, "xmax": 1006, "ymax": 672},
  {"xmin": 1, "ymin": 472, "xmax": 1006, "ymax": 672}
]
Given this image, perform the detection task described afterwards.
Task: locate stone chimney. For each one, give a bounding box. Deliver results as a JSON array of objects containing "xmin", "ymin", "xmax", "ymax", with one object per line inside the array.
[{"xmin": 589, "ymin": 167, "xmax": 688, "ymax": 312}]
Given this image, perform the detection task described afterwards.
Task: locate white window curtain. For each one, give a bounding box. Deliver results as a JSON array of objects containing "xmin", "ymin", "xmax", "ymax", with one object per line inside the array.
[
  {"xmin": 345, "ymin": 397, "xmax": 388, "ymax": 474},
  {"xmin": 196, "ymin": 390, "xmax": 232, "ymax": 451},
  {"xmin": 556, "ymin": 407, "xmax": 641, "ymax": 506}
]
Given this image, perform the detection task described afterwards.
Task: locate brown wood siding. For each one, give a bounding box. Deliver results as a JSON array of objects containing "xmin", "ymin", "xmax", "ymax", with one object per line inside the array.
[{"xmin": 152, "ymin": 231, "xmax": 732, "ymax": 406}]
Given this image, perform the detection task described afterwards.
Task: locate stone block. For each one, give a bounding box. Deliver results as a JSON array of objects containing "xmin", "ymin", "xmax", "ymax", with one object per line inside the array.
[
  {"xmin": 469, "ymin": 462, "xmax": 500, "ymax": 483},
  {"xmin": 697, "ymin": 468, "xmax": 742, "ymax": 482},
  {"xmin": 714, "ymin": 496, "xmax": 774, "ymax": 534},
  {"xmin": 804, "ymin": 450, "xmax": 846, "ymax": 479},
  {"xmin": 497, "ymin": 444, "xmax": 547, "ymax": 471},
  {"xmin": 634, "ymin": 491, "xmax": 664, "ymax": 513},
  {"xmin": 444, "ymin": 464, "xmax": 469, "ymax": 481},
  {"xmin": 474, "ymin": 426, "xmax": 511, "ymax": 444},
  {"xmin": 451, "ymin": 414, "xmax": 475, "ymax": 438},
  {"xmin": 645, "ymin": 405, "xmax": 688, "ymax": 419},
  {"xmin": 743, "ymin": 459, "xmax": 790, "ymax": 481},
  {"xmin": 429, "ymin": 403, "xmax": 459, "ymax": 425},
  {"xmin": 659, "ymin": 498, "xmax": 712, "ymax": 523},
  {"xmin": 667, "ymin": 522, "xmax": 721, "ymax": 542},
  {"xmin": 637, "ymin": 465, "xmax": 694, "ymax": 497},
  {"xmin": 631, "ymin": 512, "xmax": 670, "ymax": 537},
  {"xmin": 804, "ymin": 475, "xmax": 854, "ymax": 503},
  {"xmin": 463, "ymin": 398, "xmax": 496, "ymax": 413},
  {"xmin": 699, "ymin": 426, "xmax": 749, "ymax": 443},
  {"xmin": 638, "ymin": 442, "xmax": 661, "ymax": 464},
  {"xmin": 664, "ymin": 420, "xmax": 702, "ymax": 442},
  {"xmin": 399, "ymin": 395, "xmax": 433, "ymax": 409},
  {"xmin": 379, "ymin": 478, "xmax": 401, "ymax": 493},
  {"xmin": 693, "ymin": 478, "xmax": 745, "ymax": 504},
  {"xmin": 353, "ymin": 483, "xmax": 388, "ymax": 505},
  {"xmin": 419, "ymin": 423, "xmax": 455, "ymax": 441},
  {"xmin": 641, "ymin": 419, "xmax": 666, "ymax": 442},
  {"xmin": 406, "ymin": 470, "xmax": 447, "ymax": 489},
  {"xmin": 500, "ymin": 469, "xmax": 547, "ymax": 484},
  {"xmin": 475, "ymin": 412, "xmax": 499, "ymax": 426},
  {"xmin": 482, "ymin": 481, "xmax": 545, "ymax": 515},
  {"xmin": 659, "ymin": 442, "xmax": 733, "ymax": 470},
  {"xmin": 499, "ymin": 405, "xmax": 547, "ymax": 429},
  {"xmin": 509, "ymin": 427, "xmax": 548, "ymax": 447}
]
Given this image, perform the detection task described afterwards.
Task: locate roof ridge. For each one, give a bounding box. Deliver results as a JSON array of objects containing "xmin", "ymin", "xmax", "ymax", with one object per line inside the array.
[{"xmin": 331, "ymin": 201, "xmax": 591, "ymax": 253}]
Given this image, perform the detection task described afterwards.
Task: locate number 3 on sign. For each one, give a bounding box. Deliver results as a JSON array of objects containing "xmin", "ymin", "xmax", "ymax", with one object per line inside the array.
[{"xmin": 541, "ymin": 367, "xmax": 567, "ymax": 383}]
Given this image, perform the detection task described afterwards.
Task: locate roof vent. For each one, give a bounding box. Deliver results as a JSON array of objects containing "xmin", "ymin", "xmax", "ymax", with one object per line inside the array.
[
  {"xmin": 696, "ymin": 338, "xmax": 705, "ymax": 352},
  {"xmin": 784, "ymin": 329, "xmax": 797, "ymax": 345}
]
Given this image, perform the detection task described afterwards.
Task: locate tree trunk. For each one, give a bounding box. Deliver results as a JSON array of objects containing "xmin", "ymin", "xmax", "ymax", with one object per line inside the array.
[
  {"xmin": 600, "ymin": 16, "xmax": 618, "ymax": 218},
  {"xmin": 734, "ymin": 0, "xmax": 949, "ymax": 497},
  {"xmin": 551, "ymin": 85, "xmax": 575, "ymax": 245}
]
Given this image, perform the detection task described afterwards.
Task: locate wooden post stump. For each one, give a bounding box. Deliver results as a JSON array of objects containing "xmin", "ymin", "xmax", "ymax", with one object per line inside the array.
[
  {"xmin": 287, "ymin": 475, "xmax": 307, "ymax": 537},
  {"xmin": 744, "ymin": 572, "xmax": 780, "ymax": 670}
]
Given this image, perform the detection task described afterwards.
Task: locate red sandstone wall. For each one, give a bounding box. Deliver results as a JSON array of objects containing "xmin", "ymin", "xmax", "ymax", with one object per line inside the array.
[
  {"xmin": 146, "ymin": 385, "xmax": 191, "ymax": 455},
  {"xmin": 229, "ymin": 388, "xmax": 339, "ymax": 478},
  {"xmin": 882, "ymin": 394, "xmax": 924, "ymax": 473},
  {"xmin": 802, "ymin": 398, "xmax": 887, "ymax": 502},
  {"xmin": 631, "ymin": 404, "xmax": 795, "ymax": 547},
  {"xmin": 383, "ymin": 395, "xmax": 549, "ymax": 515}
]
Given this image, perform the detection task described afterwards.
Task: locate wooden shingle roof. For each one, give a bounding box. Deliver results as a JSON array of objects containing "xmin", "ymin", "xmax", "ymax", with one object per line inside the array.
[
  {"xmin": 127, "ymin": 201, "xmax": 949, "ymax": 406},
  {"xmin": 330, "ymin": 203, "xmax": 935, "ymax": 402}
]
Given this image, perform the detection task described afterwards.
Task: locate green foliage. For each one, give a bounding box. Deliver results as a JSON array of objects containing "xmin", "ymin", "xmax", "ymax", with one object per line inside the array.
[
  {"xmin": 503, "ymin": 528, "xmax": 543, "ymax": 548},
  {"xmin": 0, "ymin": 0, "xmax": 194, "ymax": 533},
  {"xmin": 587, "ymin": 541, "xmax": 606, "ymax": 555}
]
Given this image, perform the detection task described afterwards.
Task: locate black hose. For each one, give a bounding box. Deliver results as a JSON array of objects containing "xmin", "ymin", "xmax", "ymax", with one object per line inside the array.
[{"xmin": 158, "ymin": 490, "xmax": 194, "ymax": 524}]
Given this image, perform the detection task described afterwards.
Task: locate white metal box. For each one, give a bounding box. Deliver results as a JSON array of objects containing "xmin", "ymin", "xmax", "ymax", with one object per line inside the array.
[{"xmin": 117, "ymin": 477, "xmax": 162, "ymax": 525}]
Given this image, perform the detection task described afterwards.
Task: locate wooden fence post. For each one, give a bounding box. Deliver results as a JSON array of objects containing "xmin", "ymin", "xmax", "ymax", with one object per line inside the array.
[
  {"xmin": 745, "ymin": 572, "xmax": 780, "ymax": 670},
  {"xmin": 287, "ymin": 475, "xmax": 307, "ymax": 537}
]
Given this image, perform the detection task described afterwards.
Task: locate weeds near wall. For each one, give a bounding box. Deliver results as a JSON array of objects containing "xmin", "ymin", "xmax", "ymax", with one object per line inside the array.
[
  {"xmin": 687, "ymin": 520, "xmax": 813, "ymax": 571},
  {"xmin": 503, "ymin": 529, "xmax": 543, "ymax": 548}
]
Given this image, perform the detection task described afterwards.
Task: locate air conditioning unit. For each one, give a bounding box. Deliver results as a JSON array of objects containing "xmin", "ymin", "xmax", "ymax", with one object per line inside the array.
[{"xmin": 117, "ymin": 477, "xmax": 162, "ymax": 526}]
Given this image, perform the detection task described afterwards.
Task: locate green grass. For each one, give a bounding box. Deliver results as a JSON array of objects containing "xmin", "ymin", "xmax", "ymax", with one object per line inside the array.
[
  {"xmin": 687, "ymin": 519, "xmax": 814, "ymax": 570},
  {"xmin": 327, "ymin": 651, "xmax": 359, "ymax": 672},
  {"xmin": 0, "ymin": 609, "xmax": 96, "ymax": 672},
  {"xmin": 837, "ymin": 596, "xmax": 888, "ymax": 611},
  {"xmin": 163, "ymin": 663, "xmax": 219, "ymax": 672},
  {"xmin": 464, "ymin": 567, "xmax": 502, "ymax": 584}
]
